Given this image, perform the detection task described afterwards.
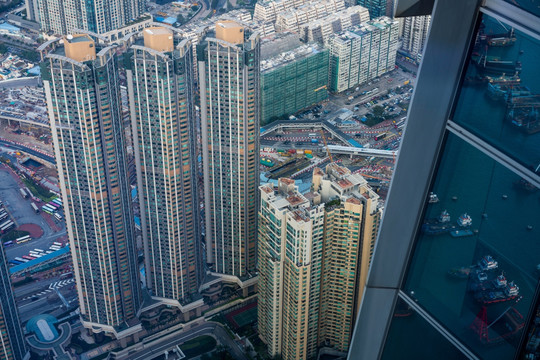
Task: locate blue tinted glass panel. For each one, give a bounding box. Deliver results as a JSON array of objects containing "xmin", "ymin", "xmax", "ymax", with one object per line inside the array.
[
  {"xmin": 452, "ymin": 14, "xmax": 540, "ymax": 171},
  {"xmin": 503, "ymin": 0, "xmax": 540, "ymax": 17},
  {"xmin": 382, "ymin": 297, "xmax": 469, "ymax": 360},
  {"xmin": 403, "ymin": 132, "xmax": 540, "ymax": 359},
  {"xmin": 522, "ymin": 295, "xmax": 540, "ymax": 358}
]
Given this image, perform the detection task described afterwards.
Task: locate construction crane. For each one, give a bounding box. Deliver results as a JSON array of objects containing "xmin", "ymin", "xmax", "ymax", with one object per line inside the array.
[{"xmin": 319, "ymin": 129, "xmax": 333, "ymax": 163}]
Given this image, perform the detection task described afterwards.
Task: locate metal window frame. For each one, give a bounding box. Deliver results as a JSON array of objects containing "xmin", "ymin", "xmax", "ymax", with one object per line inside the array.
[
  {"xmin": 348, "ymin": 0, "xmax": 483, "ymax": 358},
  {"xmin": 350, "ymin": 0, "xmax": 540, "ymax": 358}
]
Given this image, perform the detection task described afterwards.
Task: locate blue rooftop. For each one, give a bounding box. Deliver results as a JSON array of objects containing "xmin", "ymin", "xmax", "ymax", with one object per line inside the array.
[
  {"xmin": 348, "ymin": 139, "xmax": 363, "ymax": 148},
  {"xmin": 26, "ymin": 314, "xmax": 59, "ymax": 342},
  {"xmin": 10, "ymin": 246, "xmax": 70, "ymax": 274},
  {"xmin": 0, "ymin": 23, "xmax": 20, "ymax": 33}
]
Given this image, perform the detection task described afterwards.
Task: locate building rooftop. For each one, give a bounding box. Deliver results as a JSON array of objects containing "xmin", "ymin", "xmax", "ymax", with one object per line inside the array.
[{"xmin": 261, "ymin": 41, "xmax": 324, "ymax": 72}]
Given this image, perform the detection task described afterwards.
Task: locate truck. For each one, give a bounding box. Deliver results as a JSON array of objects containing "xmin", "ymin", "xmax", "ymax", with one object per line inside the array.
[{"xmin": 311, "ymin": 139, "xmax": 319, "ymax": 143}]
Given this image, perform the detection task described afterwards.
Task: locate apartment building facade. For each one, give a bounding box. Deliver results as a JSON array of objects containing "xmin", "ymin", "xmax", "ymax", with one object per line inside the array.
[
  {"xmin": 40, "ymin": 34, "xmax": 142, "ymax": 338},
  {"xmin": 327, "ymin": 16, "xmax": 398, "ymax": 93},
  {"xmin": 126, "ymin": 27, "xmax": 202, "ymax": 306},
  {"xmin": 198, "ymin": 21, "xmax": 260, "ymax": 278}
]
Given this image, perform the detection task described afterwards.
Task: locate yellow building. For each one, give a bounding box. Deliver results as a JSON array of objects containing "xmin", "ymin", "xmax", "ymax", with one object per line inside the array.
[{"xmin": 258, "ymin": 164, "xmax": 382, "ymax": 359}]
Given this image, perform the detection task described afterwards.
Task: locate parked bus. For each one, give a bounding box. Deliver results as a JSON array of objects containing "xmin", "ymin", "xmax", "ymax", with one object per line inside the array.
[
  {"xmin": 54, "ymin": 213, "xmax": 63, "ymax": 221},
  {"xmin": 31, "ymin": 202, "xmax": 40, "ymax": 214},
  {"xmin": 29, "ymin": 251, "xmax": 39, "ymax": 256},
  {"xmin": 3, "ymin": 240, "xmax": 13, "ymax": 247},
  {"xmin": 42, "ymin": 206, "xmax": 54, "ymax": 214},
  {"xmin": 308, "ymin": 133, "xmax": 317, "ymax": 137},
  {"xmin": 22, "ymin": 255, "xmax": 35, "ymax": 260},
  {"xmin": 53, "ymin": 242, "xmax": 62, "ymax": 247},
  {"xmin": 47, "ymin": 202, "xmax": 59, "ymax": 210},
  {"xmin": 34, "ymin": 248, "xmax": 44, "ymax": 253},
  {"xmin": 52, "ymin": 199, "xmax": 62, "ymax": 207},
  {"xmin": 16, "ymin": 236, "xmax": 32, "ymax": 244},
  {"xmin": 49, "ymin": 246, "xmax": 61, "ymax": 251},
  {"xmin": 0, "ymin": 213, "xmax": 8, "ymax": 222},
  {"xmin": 0, "ymin": 221, "xmax": 14, "ymax": 234},
  {"xmin": 374, "ymin": 132, "xmax": 388, "ymax": 141},
  {"xmin": 15, "ymin": 235, "xmax": 31, "ymax": 243},
  {"xmin": 15, "ymin": 257, "xmax": 28, "ymax": 263},
  {"xmin": 0, "ymin": 220, "xmax": 10, "ymax": 228},
  {"xmin": 43, "ymin": 204, "xmax": 55, "ymax": 211},
  {"xmin": 19, "ymin": 188, "xmax": 29, "ymax": 199},
  {"xmin": 9, "ymin": 259, "xmax": 22, "ymax": 265}
]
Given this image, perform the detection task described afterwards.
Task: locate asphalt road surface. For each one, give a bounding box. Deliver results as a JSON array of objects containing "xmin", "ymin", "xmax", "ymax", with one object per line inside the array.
[
  {"xmin": 0, "ymin": 167, "xmax": 66, "ymax": 260},
  {"xmin": 126, "ymin": 321, "xmax": 247, "ymax": 360},
  {"xmin": 0, "ymin": 139, "xmax": 55, "ymax": 164}
]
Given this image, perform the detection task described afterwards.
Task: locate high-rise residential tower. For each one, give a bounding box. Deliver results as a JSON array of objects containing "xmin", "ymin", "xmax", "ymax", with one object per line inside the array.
[
  {"xmin": 258, "ymin": 164, "xmax": 382, "ymax": 360},
  {"xmin": 198, "ymin": 21, "xmax": 260, "ymax": 278},
  {"xmin": 0, "ymin": 248, "xmax": 29, "ymax": 360},
  {"xmin": 40, "ymin": 34, "xmax": 142, "ymax": 339},
  {"xmin": 258, "ymin": 178, "xmax": 325, "ymax": 360},
  {"xmin": 35, "ymin": 0, "xmax": 145, "ymax": 35},
  {"xmin": 327, "ymin": 16, "xmax": 399, "ymax": 93},
  {"xmin": 126, "ymin": 26, "xmax": 202, "ymax": 306},
  {"xmin": 400, "ymin": 15, "xmax": 430, "ymax": 63},
  {"xmin": 356, "ymin": 0, "xmax": 394, "ymax": 18}
]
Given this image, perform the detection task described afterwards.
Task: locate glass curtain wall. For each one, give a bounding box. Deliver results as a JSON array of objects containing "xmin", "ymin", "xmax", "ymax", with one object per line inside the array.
[{"xmin": 350, "ymin": 0, "xmax": 540, "ymax": 359}]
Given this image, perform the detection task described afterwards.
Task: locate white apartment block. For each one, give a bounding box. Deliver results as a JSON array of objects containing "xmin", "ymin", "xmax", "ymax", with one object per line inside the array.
[
  {"xmin": 275, "ymin": 0, "xmax": 346, "ymax": 33},
  {"xmin": 254, "ymin": 0, "xmax": 310, "ymax": 23},
  {"xmin": 301, "ymin": 5, "xmax": 370, "ymax": 44},
  {"xmin": 327, "ymin": 16, "xmax": 399, "ymax": 93},
  {"xmin": 400, "ymin": 15, "xmax": 431, "ymax": 62}
]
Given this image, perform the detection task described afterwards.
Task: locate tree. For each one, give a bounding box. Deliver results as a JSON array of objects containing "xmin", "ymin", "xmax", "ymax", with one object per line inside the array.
[{"xmin": 372, "ymin": 105, "xmax": 385, "ymax": 119}]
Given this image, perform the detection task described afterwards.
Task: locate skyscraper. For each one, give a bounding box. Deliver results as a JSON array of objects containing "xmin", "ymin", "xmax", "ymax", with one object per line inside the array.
[
  {"xmin": 0, "ymin": 248, "xmax": 29, "ymax": 360},
  {"xmin": 126, "ymin": 26, "xmax": 202, "ymax": 306},
  {"xmin": 316, "ymin": 164, "xmax": 382, "ymax": 353},
  {"xmin": 198, "ymin": 21, "xmax": 260, "ymax": 278},
  {"xmin": 327, "ymin": 16, "xmax": 399, "ymax": 93},
  {"xmin": 350, "ymin": 0, "xmax": 540, "ymax": 359},
  {"xmin": 41, "ymin": 34, "xmax": 142, "ymax": 339},
  {"xmin": 400, "ymin": 15, "xmax": 430, "ymax": 63},
  {"xmin": 35, "ymin": 0, "xmax": 145, "ymax": 35},
  {"xmin": 356, "ymin": 0, "xmax": 394, "ymax": 18},
  {"xmin": 258, "ymin": 178, "xmax": 325, "ymax": 360},
  {"xmin": 258, "ymin": 164, "xmax": 382, "ymax": 360}
]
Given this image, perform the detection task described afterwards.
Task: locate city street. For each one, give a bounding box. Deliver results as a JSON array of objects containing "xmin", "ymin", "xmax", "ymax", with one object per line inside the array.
[{"xmin": 119, "ymin": 321, "xmax": 247, "ymax": 360}]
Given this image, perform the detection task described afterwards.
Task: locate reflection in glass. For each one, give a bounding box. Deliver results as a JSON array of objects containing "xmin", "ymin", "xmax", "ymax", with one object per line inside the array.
[
  {"xmin": 404, "ymin": 133, "xmax": 540, "ymax": 359},
  {"xmin": 503, "ymin": 0, "xmax": 540, "ymax": 17},
  {"xmin": 453, "ymin": 14, "xmax": 540, "ymax": 171},
  {"xmin": 522, "ymin": 296, "xmax": 540, "ymax": 359},
  {"xmin": 382, "ymin": 297, "xmax": 468, "ymax": 360}
]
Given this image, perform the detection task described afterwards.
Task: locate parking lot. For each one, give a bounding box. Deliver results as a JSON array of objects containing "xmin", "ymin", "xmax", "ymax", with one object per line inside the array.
[{"xmin": 0, "ymin": 166, "xmax": 66, "ymax": 260}]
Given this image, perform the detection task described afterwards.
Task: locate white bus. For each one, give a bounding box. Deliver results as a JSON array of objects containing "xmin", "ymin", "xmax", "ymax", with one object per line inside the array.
[
  {"xmin": 15, "ymin": 235, "xmax": 31, "ymax": 243},
  {"xmin": 19, "ymin": 188, "xmax": 29, "ymax": 199},
  {"xmin": 31, "ymin": 202, "xmax": 40, "ymax": 213},
  {"xmin": 53, "ymin": 242, "xmax": 62, "ymax": 247},
  {"xmin": 34, "ymin": 248, "xmax": 44, "ymax": 253}
]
